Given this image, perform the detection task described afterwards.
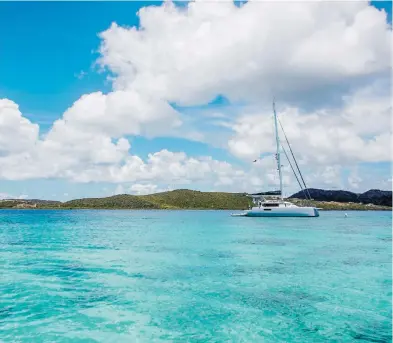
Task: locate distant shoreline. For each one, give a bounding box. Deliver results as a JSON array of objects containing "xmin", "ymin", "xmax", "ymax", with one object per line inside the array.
[
  {"xmin": 0, "ymin": 204, "xmax": 391, "ymax": 211},
  {"xmin": 0, "ymin": 189, "xmax": 391, "ymax": 211},
  {"xmin": 0, "ymin": 208, "xmax": 391, "ymax": 211}
]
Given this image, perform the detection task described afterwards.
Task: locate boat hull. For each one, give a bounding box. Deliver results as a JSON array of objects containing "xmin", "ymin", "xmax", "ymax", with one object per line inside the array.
[{"xmin": 242, "ymin": 206, "xmax": 319, "ymax": 217}]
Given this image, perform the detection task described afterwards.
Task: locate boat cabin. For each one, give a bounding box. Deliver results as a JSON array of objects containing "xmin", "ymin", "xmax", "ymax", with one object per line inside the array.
[{"xmin": 248, "ymin": 191, "xmax": 295, "ymax": 208}]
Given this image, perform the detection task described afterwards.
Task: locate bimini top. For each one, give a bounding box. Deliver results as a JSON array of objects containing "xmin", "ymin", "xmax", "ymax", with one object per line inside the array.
[{"xmin": 249, "ymin": 190, "xmax": 281, "ymax": 196}]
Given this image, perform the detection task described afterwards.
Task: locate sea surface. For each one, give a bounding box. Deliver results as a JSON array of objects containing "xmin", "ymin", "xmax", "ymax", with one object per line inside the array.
[{"xmin": 0, "ymin": 210, "xmax": 391, "ymax": 343}]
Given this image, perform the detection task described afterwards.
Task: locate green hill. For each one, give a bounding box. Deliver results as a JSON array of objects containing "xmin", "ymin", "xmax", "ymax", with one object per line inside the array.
[
  {"xmin": 1, "ymin": 189, "xmax": 391, "ymax": 210},
  {"xmin": 0, "ymin": 199, "xmax": 60, "ymax": 208},
  {"xmin": 61, "ymin": 190, "xmax": 250, "ymax": 210},
  {"xmin": 141, "ymin": 189, "xmax": 250, "ymax": 209},
  {"xmin": 290, "ymin": 198, "xmax": 390, "ymax": 211},
  {"xmin": 63, "ymin": 194, "xmax": 160, "ymax": 209}
]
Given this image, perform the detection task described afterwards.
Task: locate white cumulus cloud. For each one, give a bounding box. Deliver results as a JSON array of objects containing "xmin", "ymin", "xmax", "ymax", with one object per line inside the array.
[
  {"xmin": 227, "ymin": 82, "xmax": 392, "ymax": 165},
  {"xmin": 0, "ymin": 1, "xmax": 391, "ymax": 195},
  {"xmin": 98, "ymin": 1, "xmax": 391, "ymax": 106},
  {"xmin": 0, "ymin": 99, "xmax": 39, "ymax": 155}
]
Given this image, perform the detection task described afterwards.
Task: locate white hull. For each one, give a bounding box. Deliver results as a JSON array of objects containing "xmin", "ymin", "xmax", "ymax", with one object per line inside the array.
[{"xmin": 232, "ymin": 206, "xmax": 319, "ymax": 217}]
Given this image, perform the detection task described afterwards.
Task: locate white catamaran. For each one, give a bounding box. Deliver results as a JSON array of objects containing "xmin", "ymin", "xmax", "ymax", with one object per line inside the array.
[{"xmin": 232, "ymin": 101, "xmax": 319, "ymax": 218}]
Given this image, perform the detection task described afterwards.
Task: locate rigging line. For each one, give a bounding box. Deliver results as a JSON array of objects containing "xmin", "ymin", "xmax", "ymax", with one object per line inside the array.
[
  {"xmin": 278, "ymin": 118, "xmax": 312, "ymax": 200},
  {"xmin": 281, "ymin": 144, "xmax": 309, "ymax": 200}
]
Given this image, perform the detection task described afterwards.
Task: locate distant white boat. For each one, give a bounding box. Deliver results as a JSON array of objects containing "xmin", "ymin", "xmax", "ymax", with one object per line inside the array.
[{"xmin": 231, "ymin": 101, "xmax": 319, "ymax": 218}]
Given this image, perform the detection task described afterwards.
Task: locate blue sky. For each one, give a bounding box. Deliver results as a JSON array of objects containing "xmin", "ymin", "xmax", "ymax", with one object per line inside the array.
[
  {"xmin": 0, "ymin": 0, "xmax": 240, "ymax": 199},
  {"xmin": 0, "ymin": 2, "xmax": 141, "ymax": 126},
  {"xmin": 1, "ymin": 0, "xmax": 388, "ymax": 125},
  {"xmin": 0, "ymin": 1, "xmax": 391, "ymax": 200},
  {"xmin": 0, "ymin": 1, "xmax": 239, "ymax": 159},
  {"xmin": 372, "ymin": 0, "xmax": 392, "ymax": 22}
]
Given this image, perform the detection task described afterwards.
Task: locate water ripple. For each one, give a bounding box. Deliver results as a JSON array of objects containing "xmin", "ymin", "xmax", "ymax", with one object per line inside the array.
[{"xmin": 0, "ymin": 210, "xmax": 391, "ymax": 342}]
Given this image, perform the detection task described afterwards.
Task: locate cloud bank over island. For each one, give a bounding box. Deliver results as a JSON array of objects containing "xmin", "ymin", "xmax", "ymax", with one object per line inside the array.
[{"xmin": 0, "ymin": 1, "xmax": 391, "ymax": 198}]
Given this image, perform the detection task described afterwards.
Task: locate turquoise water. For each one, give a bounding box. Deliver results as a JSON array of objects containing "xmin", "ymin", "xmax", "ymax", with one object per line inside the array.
[{"xmin": 0, "ymin": 210, "xmax": 391, "ymax": 343}]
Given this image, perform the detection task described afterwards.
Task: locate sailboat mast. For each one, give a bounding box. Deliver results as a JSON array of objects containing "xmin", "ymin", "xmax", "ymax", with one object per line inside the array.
[{"xmin": 273, "ymin": 100, "xmax": 283, "ymax": 200}]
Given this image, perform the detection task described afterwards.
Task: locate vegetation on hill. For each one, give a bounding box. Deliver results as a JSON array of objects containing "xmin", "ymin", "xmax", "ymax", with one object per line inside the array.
[
  {"xmin": 290, "ymin": 188, "xmax": 392, "ymax": 207},
  {"xmin": 0, "ymin": 199, "xmax": 60, "ymax": 208},
  {"xmin": 0, "ymin": 200, "xmax": 19, "ymax": 208},
  {"xmin": 290, "ymin": 198, "xmax": 391, "ymax": 211},
  {"xmin": 0, "ymin": 189, "xmax": 391, "ymax": 210},
  {"xmin": 61, "ymin": 190, "xmax": 251, "ymax": 210},
  {"xmin": 63, "ymin": 195, "xmax": 160, "ymax": 209},
  {"xmin": 141, "ymin": 189, "xmax": 250, "ymax": 209}
]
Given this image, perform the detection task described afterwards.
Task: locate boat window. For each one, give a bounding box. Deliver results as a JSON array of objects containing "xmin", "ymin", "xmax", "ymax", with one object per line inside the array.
[
  {"xmin": 262, "ymin": 203, "xmax": 279, "ymax": 207},
  {"xmin": 264, "ymin": 209, "xmax": 272, "ymax": 211}
]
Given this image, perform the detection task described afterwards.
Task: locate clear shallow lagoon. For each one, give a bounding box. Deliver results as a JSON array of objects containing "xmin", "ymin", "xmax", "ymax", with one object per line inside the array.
[{"xmin": 0, "ymin": 210, "xmax": 391, "ymax": 343}]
